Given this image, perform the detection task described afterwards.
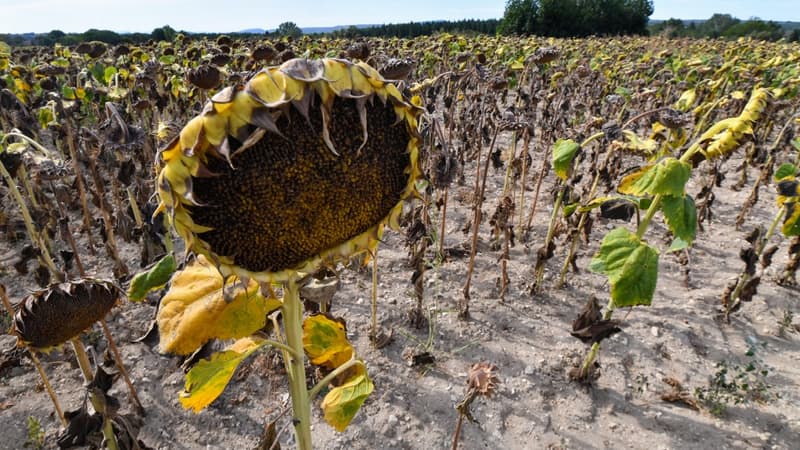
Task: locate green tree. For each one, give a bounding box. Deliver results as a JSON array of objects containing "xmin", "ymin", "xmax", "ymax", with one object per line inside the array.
[
  {"xmin": 151, "ymin": 25, "xmax": 177, "ymax": 42},
  {"xmin": 498, "ymin": 0, "xmax": 539, "ymax": 35},
  {"xmin": 700, "ymin": 13, "xmax": 740, "ymax": 37},
  {"xmin": 276, "ymin": 21, "xmax": 302, "ymax": 38},
  {"xmin": 499, "ymin": 0, "xmax": 652, "ymax": 36}
]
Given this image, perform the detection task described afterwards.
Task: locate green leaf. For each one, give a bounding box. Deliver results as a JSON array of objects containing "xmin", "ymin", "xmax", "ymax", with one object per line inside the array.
[
  {"xmin": 790, "ymin": 138, "xmax": 800, "ymax": 152},
  {"xmin": 563, "ymin": 203, "xmax": 579, "ymax": 217},
  {"xmin": 590, "ymin": 227, "xmax": 659, "ymax": 307},
  {"xmin": 321, "ymin": 371, "xmax": 374, "ymax": 432},
  {"xmin": 37, "ymin": 108, "xmax": 55, "ymax": 129},
  {"xmin": 103, "ymin": 66, "xmax": 118, "ymax": 85},
  {"xmin": 552, "ymin": 139, "xmax": 580, "ymax": 181},
  {"xmin": 61, "ymin": 85, "xmax": 76, "ymax": 100},
  {"xmin": 669, "ymin": 237, "xmax": 690, "ymax": 252},
  {"xmin": 89, "ymin": 62, "xmax": 105, "ymax": 83},
  {"xmin": 618, "ymin": 158, "xmax": 691, "ymax": 197},
  {"xmin": 614, "ymin": 86, "xmax": 632, "ymax": 100},
  {"xmin": 774, "ymin": 163, "xmax": 798, "ymax": 182},
  {"xmin": 159, "ymin": 54, "xmax": 176, "ymax": 65},
  {"xmin": 180, "ymin": 337, "xmax": 266, "ymax": 412},
  {"xmin": 127, "ymin": 254, "xmax": 177, "ymax": 302},
  {"xmin": 51, "ymin": 57, "xmax": 69, "ymax": 68},
  {"xmin": 661, "ymin": 195, "xmax": 697, "ymax": 247}
]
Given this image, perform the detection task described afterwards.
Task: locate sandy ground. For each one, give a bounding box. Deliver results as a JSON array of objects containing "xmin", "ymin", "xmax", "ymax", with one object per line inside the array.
[{"xmin": 1, "ymin": 144, "xmax": 799, "ymax": 450}]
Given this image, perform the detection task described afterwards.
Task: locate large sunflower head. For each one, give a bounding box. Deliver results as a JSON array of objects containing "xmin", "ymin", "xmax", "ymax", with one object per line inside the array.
[{"xmin": 155, "ymin": 58, "xmax": 422, "ymax": 282}]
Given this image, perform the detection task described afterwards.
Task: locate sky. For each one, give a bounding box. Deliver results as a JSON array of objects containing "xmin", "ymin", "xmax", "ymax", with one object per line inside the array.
[{"xmin": 0, "ymin": 0, "xmax": 798, "ymax": 34}]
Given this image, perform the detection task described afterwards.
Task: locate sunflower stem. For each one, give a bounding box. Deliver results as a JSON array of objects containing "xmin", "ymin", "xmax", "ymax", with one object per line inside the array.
[
  {"xmin": 309, "ymin": 357, "xmax": 362, "ymax": 399},
  {"xmin": 99, "ymin": 320, "xmax": 145, "ymax": 416},
  {"xmin": 578, "ymin": 296, "xmax": 616, "ymax": 379},
  {"xmin": 438, "ymin": 187, "xmax": 449, "ymax": 261},
  {"xmin": 556, "ymin": 149, "xmax": 606, "ymax": 289},
  {"xmin": 1, "ymin": 284, "xmax": 66, "ymax": 426},
  {"xmin": 0, "ymin": 152, "xmax": 61, "ymax": 279},
  {"xmin": 281, "ymin": 280, "xmax": 313, "ymax": 450},
  {"xmin": 64, "ymin": 123, "xmax": 97, "ymax": 255},
  {"xmin": 70, "ymin": 337, "xmax": 119, "ymax": 450},
  {"xmin": 532, "ymin": 185, "xmax": 565, "ymax": 292},
  {"xmin": 726, "ymin": 205, "xmax": 785, "ymax": 321},
  {"xmin": 370, "ymin": 249, "xmax": 379, "ymax": 341},
  {"xmin": 462, "ymin": 128, "xmax": 500, "ymax": 316},
  {"xmin": 126, "ymin": 187, "xmax": 144, "ymax": 228}
]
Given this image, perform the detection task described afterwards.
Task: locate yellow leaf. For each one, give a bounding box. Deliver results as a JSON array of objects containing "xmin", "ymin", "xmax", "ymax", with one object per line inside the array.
[
  {"xmin": 321, "ymin": 372, "xmax": 374, "ymax": 432},
  {"xmin": 675, "ymin": 88, "xmax": 696, "ymax": 112},
  {"xmin": 179, "ymin": 337, "xmax": 266, "ymax": 412},
  {"xmin": 302, "ymin": 314, "xmax": 353, "ymax": 369},
  {"xmin": 157, "ymin": 255, "xmax": 281, "ymax": 355}
]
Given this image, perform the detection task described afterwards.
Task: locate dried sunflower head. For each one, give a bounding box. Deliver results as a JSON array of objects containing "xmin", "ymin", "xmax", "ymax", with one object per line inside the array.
[
  {"xmin": 155, "ymin": 58, "xmax": 422, "ymax": 283},
  {"xmin": 467, "ymin": 362, "xmax": 499, "ymax": 397},
  {"xmin": 12, "ymin": 279, "xmax": 120, "ymax": 351}
]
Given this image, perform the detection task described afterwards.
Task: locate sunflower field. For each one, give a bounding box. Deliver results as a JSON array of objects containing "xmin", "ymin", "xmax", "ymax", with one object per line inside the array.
[{"xmin": 1, "ymin": 33, "xmax": 799, "ymax": 449}]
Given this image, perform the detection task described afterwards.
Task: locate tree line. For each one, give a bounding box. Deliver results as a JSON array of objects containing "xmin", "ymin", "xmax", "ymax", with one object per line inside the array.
[
  {"xmin": 2, "ymin": 8, "xmax": 798, "ymax": 47},
  {"xmin": 650, "ymin": 14, "xmax": 799, "ymax": 42},
  {"xmin": 497, "ymin": 0, "xmax": 654, "ymax": 36}
]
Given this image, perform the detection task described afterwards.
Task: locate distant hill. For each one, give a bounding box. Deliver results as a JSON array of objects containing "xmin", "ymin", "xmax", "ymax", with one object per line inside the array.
[{"xmin": 650, "ymin": 19, "xmax": 800, "ymax": 29}]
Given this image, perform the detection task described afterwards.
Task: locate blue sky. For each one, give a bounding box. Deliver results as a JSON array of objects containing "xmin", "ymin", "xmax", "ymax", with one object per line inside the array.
[{"xmin": 0, "ymin": 1, "xmax": 797, "ymax": 34}]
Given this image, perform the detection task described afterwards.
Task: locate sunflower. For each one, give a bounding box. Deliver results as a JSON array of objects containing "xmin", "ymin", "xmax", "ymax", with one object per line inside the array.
[{"xmin": 155, "ymin": 58, "xmax": 422, "ymax": 282}]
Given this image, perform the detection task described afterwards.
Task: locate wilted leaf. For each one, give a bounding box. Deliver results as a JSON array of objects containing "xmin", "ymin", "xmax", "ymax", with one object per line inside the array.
[
  {"xmin": 127, "ymin": 254, "xmax": 177, "ymax": 302},
  {"xmin": 661, "ymin": 195, "xmax": 697, "ymax": 249},
  {"xmin": 56, "ymin": 406, "xmax": 103, "ymax": 448},
  {"xmin": 572, "ymin": 295, "xmax": 601, "ymax": 332},
  {"xmin": 157, "ymin": 255, "xmax": 281, "ymax": 355},
  {"xmin": 303, "ymin": 314, "xmax": 353, "ymax": 369},
  {"xmin": 180, "ymin": 337, "xmax": 266, "ymax": 412},
  {"xmin": 777, "ymin": 180, "xmax": 799, "ymax": 202},
  {"xmin": 618, "ymin": 158, "xmax": 690, "ymax": 197},
  {"xmin": 589, "ymin": 228, "xmax": 659, "ymax": 307},
  {"xmin": 599, "ymin": 198, "xmax": 637, "ymax": 221},
  {"xmin": 619, "ymin": 130, "xmax": 658, "ymax": 154},
  {"xmin": 571, "ymin": 320, "xmax": 622, "ymax": 344},
  {"xmin": 552, "ymin": 138, "xmax": 580, "ymax": 181},
  {"xmin": 783, "ymin": 202, "xmax": 800, "ymax": 237},
  {"xmin": 321, "ymin": 372, "xmax": 374, "ymax": 432}
]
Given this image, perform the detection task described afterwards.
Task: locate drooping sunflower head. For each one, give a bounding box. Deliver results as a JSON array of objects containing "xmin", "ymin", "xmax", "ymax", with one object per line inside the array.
[{"xmin": 156, "ymin": 58, "xmax": 422, "ymax": 282}]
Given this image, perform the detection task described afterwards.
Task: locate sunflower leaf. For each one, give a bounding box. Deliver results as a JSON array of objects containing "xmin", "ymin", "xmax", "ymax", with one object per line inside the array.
[
  {"xmin": 157, "ymin": 255, "xmax": 281, "ymax": 355},
  {"xmin": 774, "ymin": 163, "xmax": 798, "ymax": 182},
  {"xmin": 127, "ymin": 254, "xmax": 177, "ymax": 302},
  {"xmin": 783, "ymin": 202, "xmax": 800, "ymax": 237},
  {"xmin": 303, "ymin": 314, "xmax": 353, "ymax": 370},
  {"xmin": 661, "ymin": 195, "xmax": 697, "ymax": 248},
  {"xmin": 321, "ymin": 372, "xmax": 374, "ymax": 432},
  {"xmin": 180, "ymin": 337, "xmax": 266, "ymax": 412},
  {"xmin": 552, "ymin": 138, "xmax": 580, "ymax": 181},
  {"xmin": 618, "ymin": 158, "xmax": 690, "ymax": 197},
  {"xmin": 590, "ymin": 228, "xmax": 659, "ymax": 307}
]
